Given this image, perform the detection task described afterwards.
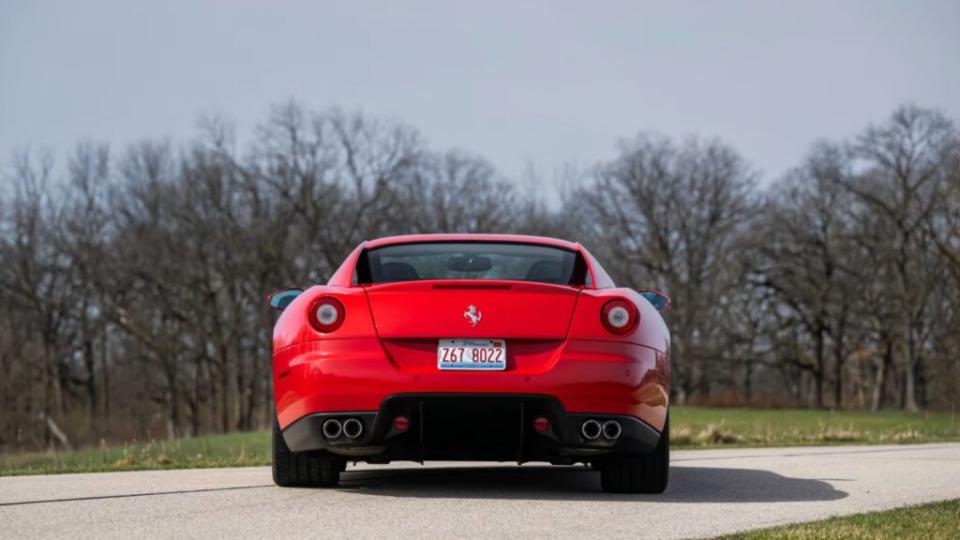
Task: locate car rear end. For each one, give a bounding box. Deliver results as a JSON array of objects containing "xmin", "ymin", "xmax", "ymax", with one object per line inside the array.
[{"xmin": 271, "ymin": 235, "xmax": 671, "ymax": 492}]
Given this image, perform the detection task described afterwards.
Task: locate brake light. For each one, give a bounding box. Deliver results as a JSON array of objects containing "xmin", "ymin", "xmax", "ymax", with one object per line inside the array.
[
  {"xmin": 601, "ymin": 299, "xmax": 639, "ymax": 335},
  {"xmin": 393, "ymin": 416, "xmax": 410, "ymax": 433},
  {"xmin": 307, "ymin": 297, "xmax": 345, "ymax": 333}
]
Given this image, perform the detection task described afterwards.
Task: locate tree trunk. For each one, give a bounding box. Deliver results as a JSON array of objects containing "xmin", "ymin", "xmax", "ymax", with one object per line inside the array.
[
  {"xmin": 903, "ymin": 324, "xmax": 919, "ymax": 412},
  {"xmin": 40, "ymin": 412, "xmax": 72, "ymax": 450},
  {"xmin": 832, "ymin": 314, "xmax": 847, "ymax": 409},
  {"xmin": 871, "ymin": 340, "xmax": 893, "ymax": 412},
  {"xmin": 833, "ymin": 356, "xmax": 843, "ymax": 409},
  {"xmin": 743, "ymin": 358, "xmax": 754, "ymax": 404},
  {"xmin": 220, "ymin": 343, "xmax": 231, "ymax": 433},
  {"xmin": 164, "ymin": 362, "xmax": 180, "ymax": 440},
  {"xmin": 83, "ymin": 338, "xmax": 98, "ymax": 431},
  {"xmin": 813, "ymin": 328, "xmax": 825, "ymax": 409},
  {"xmin": 100, "ymin": 331, "xmax": 110, "ymax": 418}
]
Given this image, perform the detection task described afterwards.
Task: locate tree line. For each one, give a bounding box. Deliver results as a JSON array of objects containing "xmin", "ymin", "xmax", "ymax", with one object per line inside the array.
[{"xmin": 1, "ymin": 102, "xmax": 957, "ymax": 451}]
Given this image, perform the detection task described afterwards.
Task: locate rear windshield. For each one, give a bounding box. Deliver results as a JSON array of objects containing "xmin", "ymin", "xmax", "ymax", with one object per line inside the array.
[{"xmin": 357, "ymin": 242, "xmax": 587, "ymax": 285}]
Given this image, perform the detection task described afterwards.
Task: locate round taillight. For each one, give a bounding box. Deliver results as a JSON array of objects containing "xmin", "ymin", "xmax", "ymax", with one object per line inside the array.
[
  {"xmin": 308, "ymin": 297, "xmax": 345, "ymax": 333},
  {"xmin": 601, "ymin": 299, "xmax": 639, "ymax": 335}
]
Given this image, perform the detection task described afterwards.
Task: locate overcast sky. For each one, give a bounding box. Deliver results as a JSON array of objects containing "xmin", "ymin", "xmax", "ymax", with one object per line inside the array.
[{"xmin": 1, "ymin": 1, "xmax": 958, "ymax": 190}]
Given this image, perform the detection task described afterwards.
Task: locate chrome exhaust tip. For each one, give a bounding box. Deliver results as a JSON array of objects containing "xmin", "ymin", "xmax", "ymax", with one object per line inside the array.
[
  {"xmin": 581, "ymin": 419, "xmax": 602, "ymax": 440},
  {"xmin": 342, "ymin": 418, "xmax": 363, "ymax": 439},
  {"xmin": 602, "ymin": 420, "xmax": 622, "ymax": 440},
  {"xmin": 322, "ymin": 419, "xmax": 343, "ymax": 439}
]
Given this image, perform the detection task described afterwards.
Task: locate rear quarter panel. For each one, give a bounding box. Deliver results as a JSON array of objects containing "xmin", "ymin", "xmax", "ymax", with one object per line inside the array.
[
  {"xmin": 567, "ymin": 287, "xmax": 671, "ymax": 354},
  {"xmin": 272, "ymin": 285, "xmax": 377, "ymax": 352}
]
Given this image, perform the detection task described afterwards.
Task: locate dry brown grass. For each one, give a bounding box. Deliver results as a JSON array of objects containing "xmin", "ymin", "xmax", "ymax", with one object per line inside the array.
[
  {"xmin": 697, "ymin": 423, "xmax": 741, "ymax": 444},
  {"xmin": 815, "ymin": 427, "xmax": 864, "ymax": 442}
]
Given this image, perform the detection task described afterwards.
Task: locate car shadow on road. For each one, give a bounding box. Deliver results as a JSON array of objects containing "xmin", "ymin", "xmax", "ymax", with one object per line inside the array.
[{"xmin": 337, "ymin": 465, "xmax": 848, "ymax": 502}]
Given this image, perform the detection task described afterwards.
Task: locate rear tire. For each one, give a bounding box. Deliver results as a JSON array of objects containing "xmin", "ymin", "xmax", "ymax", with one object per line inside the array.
[
  {"xmin": 599, "ymin": 415, "xmax": 669, "ymax": 494},
  {"xmin": 272, "ymin": 417, "xmax": 345, "ymax": 488}
]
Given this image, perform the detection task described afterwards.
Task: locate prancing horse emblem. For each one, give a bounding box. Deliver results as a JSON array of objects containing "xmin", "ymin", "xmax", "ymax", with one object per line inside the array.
[{"xmin": 464, "ymin": 305, "xmax": 482, "ymax": 327}]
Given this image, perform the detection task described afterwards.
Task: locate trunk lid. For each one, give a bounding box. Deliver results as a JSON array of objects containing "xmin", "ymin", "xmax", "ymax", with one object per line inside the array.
[{"xmin": 363, "ymin": 280, "xmax": 580, "ymax": 339}]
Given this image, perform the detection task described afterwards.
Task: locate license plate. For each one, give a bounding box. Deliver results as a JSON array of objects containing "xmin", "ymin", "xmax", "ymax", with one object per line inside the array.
[{"xmin": 437, "ymin": 339, "xmax": 507, "ymax": 371}]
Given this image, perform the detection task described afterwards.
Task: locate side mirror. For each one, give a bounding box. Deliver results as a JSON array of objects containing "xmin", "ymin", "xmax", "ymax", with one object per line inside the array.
[
  {"xmin": 267, "ymin": 287, "xmax": 303, "ymax": 311},
  {"xmin": 639, "ymin": 290, "xmax": 671, "ymax": 313}
]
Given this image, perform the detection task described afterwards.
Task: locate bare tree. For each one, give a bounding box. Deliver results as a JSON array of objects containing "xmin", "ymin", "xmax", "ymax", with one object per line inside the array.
[
  {"xmin": 570, "ymin": 135, "xmax": 757, "ymax": 402},
  {"xmin": 750, "ymin": 143, "xmax": 859, "ymax": 408},
  {"xmin": 841, "ymin": 105, "xmax": 957, "ymax": 410}
]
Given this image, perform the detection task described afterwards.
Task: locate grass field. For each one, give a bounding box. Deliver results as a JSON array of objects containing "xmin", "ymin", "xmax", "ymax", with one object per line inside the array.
[
  {"xmin": 671, "ymin": 406, "xmax": 959, "ymax": 447},
  {"xmin": 1, "ymin": 406, "xmax": 957, "ymax": 476},
  {"xmin": 0, "ymin": 430, "xmax": 270, "ymax": 476},
  {"xmin": 718, "ymin": 499, "xmax": 960, "ymax": 539}
]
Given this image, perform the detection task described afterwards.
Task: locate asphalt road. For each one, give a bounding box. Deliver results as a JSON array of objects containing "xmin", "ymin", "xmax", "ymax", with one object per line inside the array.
[{"xmin": 2, "ymin": 443, "xmax": 959, "ymax": 539}]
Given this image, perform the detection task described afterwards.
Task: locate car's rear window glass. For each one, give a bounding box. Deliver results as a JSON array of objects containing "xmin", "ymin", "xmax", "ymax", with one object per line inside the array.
[{"xmin": 357, "ymin": 242, "xmax": 587, "ymax": 285}]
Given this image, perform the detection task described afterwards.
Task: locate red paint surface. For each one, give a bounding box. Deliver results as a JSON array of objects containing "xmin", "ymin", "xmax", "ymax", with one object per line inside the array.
[{"xmin": 272, "ymin": 234, "xmax": 671, "ymax": 433}]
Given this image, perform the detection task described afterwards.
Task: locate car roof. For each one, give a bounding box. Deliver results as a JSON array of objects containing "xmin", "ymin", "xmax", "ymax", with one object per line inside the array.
[{"xmin": 364, "ymin": 233, "xmax": 580, "ymax": 251}]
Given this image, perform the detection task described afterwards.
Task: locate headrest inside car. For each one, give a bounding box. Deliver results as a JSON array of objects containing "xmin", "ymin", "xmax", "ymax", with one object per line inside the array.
[
  {"xmin": 525, "ymin": 260, "xmax": 564, "ymax": 283},
  {"xmin": 379, "ymin": 262, "xmax": 420, "ymax": 282}
]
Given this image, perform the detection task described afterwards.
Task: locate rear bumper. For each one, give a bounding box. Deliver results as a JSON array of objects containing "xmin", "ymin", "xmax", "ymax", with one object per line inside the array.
[
  {"xmin": 274, "ymin": 338, "xmax": 669, "ymax": 447},
  {"xmin": 282, "ymin": 394, "xmax": 662, "ymax": 462}
]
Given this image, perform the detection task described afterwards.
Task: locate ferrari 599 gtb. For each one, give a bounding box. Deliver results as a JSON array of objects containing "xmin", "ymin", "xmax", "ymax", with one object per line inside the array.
[{"xmin": 267, "ymin": 234, "xmax": 671, "ymax": 493}]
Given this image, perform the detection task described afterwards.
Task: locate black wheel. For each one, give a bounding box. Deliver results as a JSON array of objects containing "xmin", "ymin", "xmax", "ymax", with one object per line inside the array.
[
  {"xmin": 272, "ymin": 417, "xmax": 345, "ymax": 488},
  {"xmin": 599, "ymin": 415, "xmax": 669, "ymax": 494}
]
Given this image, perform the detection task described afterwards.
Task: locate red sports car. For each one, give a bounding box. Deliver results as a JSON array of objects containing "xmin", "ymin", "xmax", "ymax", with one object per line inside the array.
[{"xmin": 267, "ymin": 234, "xmax": 671, "ymax": 493}]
